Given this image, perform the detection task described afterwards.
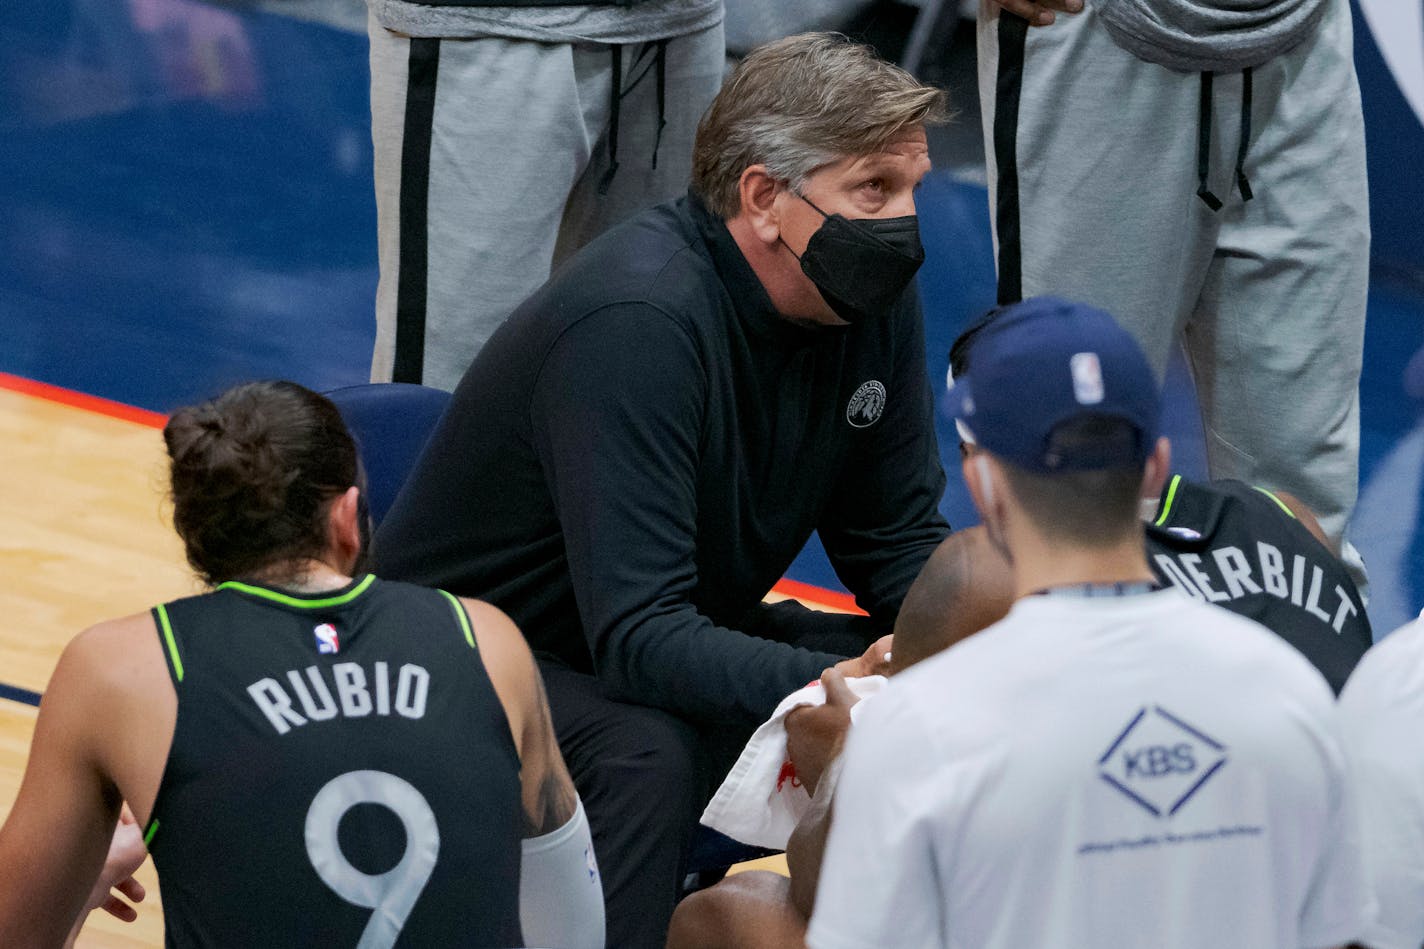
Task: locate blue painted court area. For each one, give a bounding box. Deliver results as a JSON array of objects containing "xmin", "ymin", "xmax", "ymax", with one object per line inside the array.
[{"xmin": 2, "ymin": 0, "xmax": 1423, "ymax": 635}]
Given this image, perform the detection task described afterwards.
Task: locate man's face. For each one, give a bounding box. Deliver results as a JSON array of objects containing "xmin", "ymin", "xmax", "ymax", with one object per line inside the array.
[{"xmin": 776, "ymin": 126, "xmax": 932, "ymax": 325}]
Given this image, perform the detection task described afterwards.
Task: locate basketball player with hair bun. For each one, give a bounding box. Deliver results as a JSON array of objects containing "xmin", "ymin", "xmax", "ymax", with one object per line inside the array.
[{"xmin": 0, "ymin": 380, "xmax": 604, "ymax": 948}]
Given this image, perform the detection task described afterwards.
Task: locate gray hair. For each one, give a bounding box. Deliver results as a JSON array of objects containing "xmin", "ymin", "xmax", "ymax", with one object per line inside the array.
[{"xmin": 692, "ymin": 33, "xmax": 949, "ymax": 219}]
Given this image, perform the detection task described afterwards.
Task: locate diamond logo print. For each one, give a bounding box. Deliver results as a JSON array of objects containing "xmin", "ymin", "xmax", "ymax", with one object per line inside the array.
[{"xmin": 1097, "ymin": 706, "xmax": 1227, "ymax": 817}]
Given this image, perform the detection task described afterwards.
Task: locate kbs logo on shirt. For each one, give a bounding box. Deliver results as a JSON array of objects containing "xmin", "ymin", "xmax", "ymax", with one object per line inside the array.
[
  {"xmin": 1097, "ymin": 706, "xmax": 1227, "ymax": 817},
  {"xmin": 313, "ymin": 623, "xmax": 340, "ymax": 655}
]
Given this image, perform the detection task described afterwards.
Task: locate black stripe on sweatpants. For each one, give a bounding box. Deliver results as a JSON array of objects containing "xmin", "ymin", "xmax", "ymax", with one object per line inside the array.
[
  {"xmin": 993, "ymin": 14, "xmax": 1028, "ymax": 305},
  {"xmin": 393, "ymin": 38, "xmax": 441, "ymax": 385}
]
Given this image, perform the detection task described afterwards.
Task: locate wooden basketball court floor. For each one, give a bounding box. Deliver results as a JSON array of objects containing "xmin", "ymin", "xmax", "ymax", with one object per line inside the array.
[
  {"xmin": 4, "ymin": 0, "xmax": 1424, "ymax": 944},
  {"xmin": 1, "ymin": 379, "xmax": 188, "ymax": 946}
]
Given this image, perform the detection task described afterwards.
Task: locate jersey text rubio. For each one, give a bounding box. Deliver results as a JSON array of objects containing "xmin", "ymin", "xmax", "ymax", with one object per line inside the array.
[{"xmin": 247, "ymin": 661, "xmax": 430, "ymax": 735}]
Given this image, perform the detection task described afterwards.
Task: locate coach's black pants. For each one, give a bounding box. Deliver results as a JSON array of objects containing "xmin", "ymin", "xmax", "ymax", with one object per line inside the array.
[{"xmin": 537, "ymin": 660, "xmax": 753, "ymax": 949}]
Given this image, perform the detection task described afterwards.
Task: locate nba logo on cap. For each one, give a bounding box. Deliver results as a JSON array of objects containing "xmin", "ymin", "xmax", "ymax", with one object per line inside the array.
[
  {"xmin": 313, "ymin": 623, "xmax": 340, "ymax": 655},
  {"xmin": 1070, "ymin": 352, "xmax": 1105, "ymax": 405}
]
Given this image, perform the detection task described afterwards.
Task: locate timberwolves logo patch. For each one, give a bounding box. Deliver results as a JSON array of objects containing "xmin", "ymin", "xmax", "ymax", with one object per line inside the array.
[
  {"xmin": 313, "ymin": 623, "xmax": 340, "ymax": 655},
  {"xmin": 846, "ymin": 380, "xmax": 886, "ymax": 428}
]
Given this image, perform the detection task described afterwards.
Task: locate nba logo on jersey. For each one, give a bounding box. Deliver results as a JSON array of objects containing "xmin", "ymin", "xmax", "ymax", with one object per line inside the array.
[{"xmin": 313, "ymin": 623, "xmax": 340, "ymax": 655}]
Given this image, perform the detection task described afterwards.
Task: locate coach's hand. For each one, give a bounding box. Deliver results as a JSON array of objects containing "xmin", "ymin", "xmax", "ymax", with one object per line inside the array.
[
  {"xmin": 786, "ymin": 669, "xmax": 860, "ymax": 796},
  {"xmin": 990, "ymin": 0, "xmax": 1083, "ymax": 26}
]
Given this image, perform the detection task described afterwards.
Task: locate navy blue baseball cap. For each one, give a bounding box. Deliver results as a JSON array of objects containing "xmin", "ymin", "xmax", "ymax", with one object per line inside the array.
[{"xmin": 947, "ymin": 297, "xmax": 1162, "ymax": 473}]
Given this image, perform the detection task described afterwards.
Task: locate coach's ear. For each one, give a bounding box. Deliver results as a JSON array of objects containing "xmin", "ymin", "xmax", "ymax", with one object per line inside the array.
[
  {"xmin": 736, "ymin": 165, "xmax": 785, "ymax": 245},
  {"xmin": 1141, "ymin": 437, "xmax": 1172, "ymax": 500}
]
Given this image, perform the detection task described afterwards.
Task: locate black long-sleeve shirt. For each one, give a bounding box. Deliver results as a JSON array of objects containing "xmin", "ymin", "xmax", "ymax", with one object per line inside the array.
[{"xmin": 374, "ymin": 192, "xmax": 950, "ymax": 726}]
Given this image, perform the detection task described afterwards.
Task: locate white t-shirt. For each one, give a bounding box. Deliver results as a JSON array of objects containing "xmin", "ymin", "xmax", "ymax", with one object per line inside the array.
[
  {"xmin": 808, "ymin": 589, "xmax": 1372, "ymax": 949},
  {"xmin": 1338, "ymin": 615, "xmax": 1424, "ymax": 949}
]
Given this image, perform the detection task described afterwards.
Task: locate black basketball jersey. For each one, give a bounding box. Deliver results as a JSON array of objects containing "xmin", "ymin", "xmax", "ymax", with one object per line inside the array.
[
  {"xmin": 1146, "ymin": 477, "xmax": 1372, "ymax": 694},
  {"xmin": 144, "ymin": 575, "xmax": 524, "ymax": 948}
]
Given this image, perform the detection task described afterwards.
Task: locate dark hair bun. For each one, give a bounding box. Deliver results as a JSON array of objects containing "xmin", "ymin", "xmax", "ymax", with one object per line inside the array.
[{"xmin": 164, "ymin": 381, "xmax": 357, "ymax": 585}]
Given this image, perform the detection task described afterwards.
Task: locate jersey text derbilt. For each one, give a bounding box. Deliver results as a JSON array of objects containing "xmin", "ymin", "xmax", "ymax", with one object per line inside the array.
[{"xmin": 1152, "ymin": 541, "xmax": 1358, "ymax": 633}]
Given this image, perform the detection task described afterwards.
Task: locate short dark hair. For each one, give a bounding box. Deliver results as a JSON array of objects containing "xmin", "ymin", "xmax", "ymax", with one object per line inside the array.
[
  {"xmin": 163, "ymin": 381, "xmax": 358, "ymax": 585},
  {"xmin": 997, "ymin": 417, "xmax": 1145, "ymax": 547},
  {"xmin": 947, "ymin": 305, "xmax": 1009, "ymax": 381},
  {"xmin": 892, "ymin": 527, "xmax": 1015, "ymax": 673}
]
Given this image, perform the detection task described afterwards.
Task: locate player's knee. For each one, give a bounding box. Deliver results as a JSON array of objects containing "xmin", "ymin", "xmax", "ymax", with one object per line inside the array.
[
  {"xmin": 666, "ymin": 883, "xmax": 730, "ymax": 949},
  {"xmin": 667, "ymin": 872, "xmax": 796, "ymax": 949}
]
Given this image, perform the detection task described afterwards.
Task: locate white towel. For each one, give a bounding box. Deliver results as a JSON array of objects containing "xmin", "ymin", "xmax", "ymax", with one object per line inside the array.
[{"xmin": 700, "ymin": 675, "xmax": 887, "ymax": 850}]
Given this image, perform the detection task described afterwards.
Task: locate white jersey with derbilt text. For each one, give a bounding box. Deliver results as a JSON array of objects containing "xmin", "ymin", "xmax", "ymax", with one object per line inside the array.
[
  {"xmin": 808, "ymin": 589, "xmax": 1372, "ymax": 949},
  {"xmin": 1338, "ymin": 616, "xmax": 1424, "ymax": 949}
]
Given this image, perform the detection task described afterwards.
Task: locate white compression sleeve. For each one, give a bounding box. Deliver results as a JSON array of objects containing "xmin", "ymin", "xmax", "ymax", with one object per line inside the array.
[{"xmin": 519, "ymin": 799, "xmax": 605, "ymax": 949}]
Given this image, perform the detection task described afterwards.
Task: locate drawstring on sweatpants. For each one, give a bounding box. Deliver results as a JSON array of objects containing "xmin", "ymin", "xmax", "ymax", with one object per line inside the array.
[
  {"xmin": 597, "ymin": 40, "xmax": 670, "ymax": 195},
  {"xmin": 1195, "ymin": 68, "xmax": 1255, "ymax": 211},
  {"xmin": 652, "ymin": 39, "xmax": 668, "ymax": 169},
  {"xmin": 597, "ymin": 45, "xmax": 624, "ymax": 195}
]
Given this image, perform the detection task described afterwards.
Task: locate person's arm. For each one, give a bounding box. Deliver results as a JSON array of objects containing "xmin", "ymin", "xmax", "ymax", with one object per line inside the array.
[
  {"xmin": 803, "ymin": 693, "xmax": 945, "ymax": 949},
  {"xmin": 0, "ymin": 623, "xmax": 136, "ymax": 946},
  {"xmin": 531, "ymin": 306, "xmax": 850, "ymax": 726},
  {"xmin": 782, "ymin": 669, "xmax": 862, "ymax": 919},
  {"xmin": 817, "ymin": 299, "xmax": 950, "ymax": 627},
  {"xmin": 786, "ymin": 755, "xmax": 842, "ymax": 922},
  {"xmin": 890, "ymin": 526, "xmax": 1015, "ymax": 674},
  {"xmin": 737, "ymin": 599, "xmax": 879, "ymax": 660},
  {"xmin": 463, "ymin": 599, "xmax": 604, "ymax": 949}
]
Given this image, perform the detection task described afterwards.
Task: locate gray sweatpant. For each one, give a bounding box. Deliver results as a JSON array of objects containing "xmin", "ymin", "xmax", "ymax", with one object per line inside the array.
[
  {"xmin": 977, "ymin": 0, "xmax": 1369, "ymax": 566},
  {"xmin": 368, "ymin": 17, "xmax": 725, "ymax": 390}
]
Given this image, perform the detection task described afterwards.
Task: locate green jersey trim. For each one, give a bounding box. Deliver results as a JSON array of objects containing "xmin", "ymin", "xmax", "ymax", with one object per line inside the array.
[
  {"xmin": 1154, "ymin": 475, "xmax": 1183, "ymax": 527},
  {"xmin": 440, "ymin": 590, "xmax": 476, "ymax": 649},
  {"xmin": 143, "ymin": 819, "xmax": 160, "ymax": 846},
  {"xmin": 215, "ymin": 574, "xmax": 377, "ymax": 609},
  {"xmin": 1252, "ymin": 485, "xmax": 1298, "ymax": 519},
  {"xmin": 155, "ymin": 604, "xmax": 185, "ymax": 683}
]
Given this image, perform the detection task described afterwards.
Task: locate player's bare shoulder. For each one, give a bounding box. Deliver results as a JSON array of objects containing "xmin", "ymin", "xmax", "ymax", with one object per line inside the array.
[
  {"xmin": 55, "ymin": 610, "xmax": 168, "ymax": 707},
  {"xmin": 454, "ymin": 598, "xmax": 542, "ymax": 741},
  {"xmin": 455, "ymin": 598, "xmax": 532, "ymax": 668}
]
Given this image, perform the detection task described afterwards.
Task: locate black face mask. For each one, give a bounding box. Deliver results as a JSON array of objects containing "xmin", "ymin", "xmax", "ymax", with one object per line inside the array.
[{"xmin": 789, "ymin": 192, "xmax": 926, "ymax": 324}]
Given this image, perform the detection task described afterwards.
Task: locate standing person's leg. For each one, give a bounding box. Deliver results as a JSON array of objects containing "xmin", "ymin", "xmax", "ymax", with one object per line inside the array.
[
  {"xmin": 368, "ymin": 12, "xmax": 415, "ymax": 383},
  {"xmin": 1183, "ymin": 0, "xmax": 1369, "ymax": 564},
  {"xmin": 538, "ymin": 660, "xmax": 724, "ymax": 949},
  {"xmin": 554, "ymin": 19, "xmax": 726, "ymax": 267},
  {"xmin": 368, "ymin": 28, "xmax": 598, "ymax": 390},
  {"xmin": 975, "ymin": 1, "xmax": 1219, "ymax": 376}
]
